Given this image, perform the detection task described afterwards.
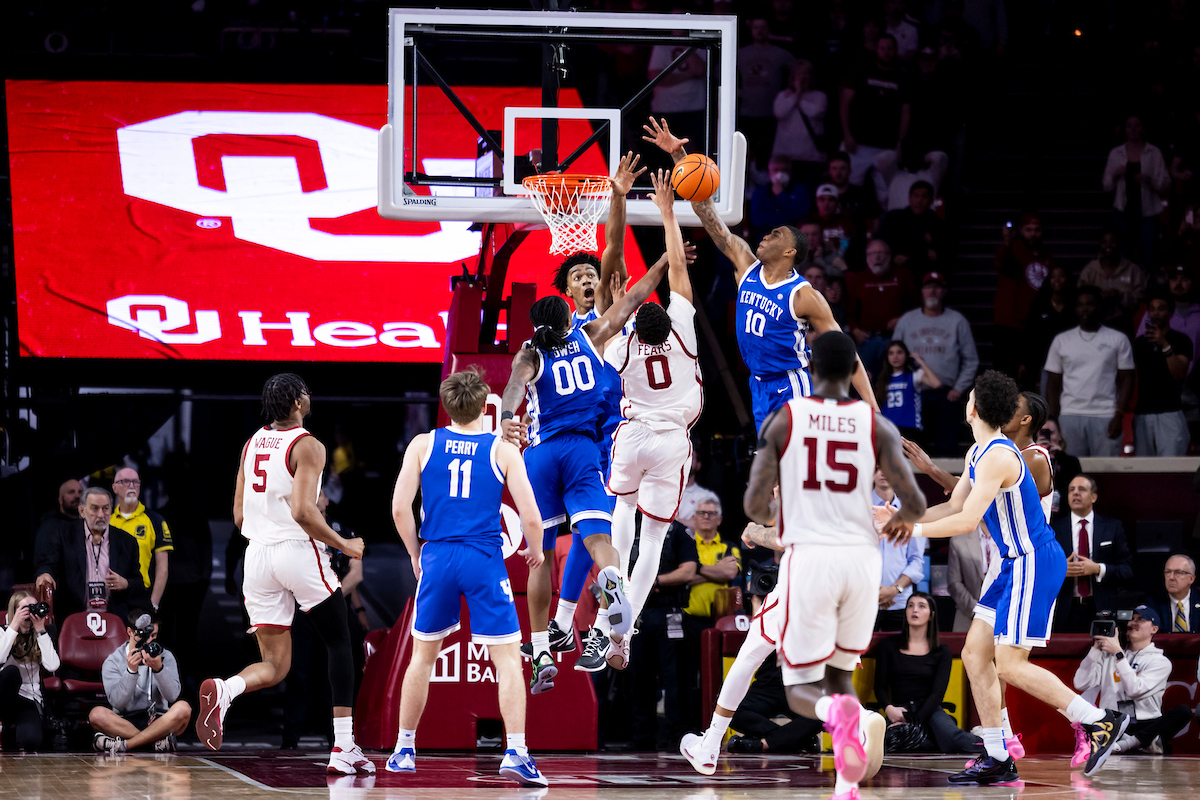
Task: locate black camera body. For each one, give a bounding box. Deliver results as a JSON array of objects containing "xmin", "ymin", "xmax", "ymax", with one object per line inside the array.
[
  {"xmin": 30, "ymin": 601, "xmax": 51, "ymax": 619},
  {"xmin": 134, "ymin": 625, "xmax": 163, "ymax": 659},
  {"xmin": 1090, "ymin": 609, "xmax": 1133, "ymax": 639},
  {"xmin": 746, "ymin": 560, "xmax": 779, "ymax": 597}
]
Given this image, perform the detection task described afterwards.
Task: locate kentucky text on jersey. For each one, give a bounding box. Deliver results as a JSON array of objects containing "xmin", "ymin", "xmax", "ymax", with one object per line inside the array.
[
  {"xmin": 738, "ymin": 289, "xmax": 787, "ymax": 321},
  {"xmin": 735, "ymin": 262, "xmax": 811, "ymax": 378}
]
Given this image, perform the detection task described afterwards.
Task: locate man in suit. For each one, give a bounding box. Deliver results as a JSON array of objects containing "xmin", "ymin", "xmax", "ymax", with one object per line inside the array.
[
  {"xmin": 1053, "ymin": 475, "xmax": 1134, "ymax": 633},
  {"xmin": 34, "ymin": 486, "xmax": 147, "ymax": 622},
  {"xmin": 1154, "ymin": 554, "xmax": 1200, "ymax": 634},
  {"xmin": 948, "ymin": 529, "xmax": 990, "ymax": 632}
]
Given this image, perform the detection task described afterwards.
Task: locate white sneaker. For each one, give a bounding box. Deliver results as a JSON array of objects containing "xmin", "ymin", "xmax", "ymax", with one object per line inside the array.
[
  {"xmin": 386, "ymin": 747, "xmax": 416, "ymax": 773},
  {"xmin": 328, "ymin": 744, "xmax": 376, "ymax": 775},
  {"xmin": 680, "ymin": 732, "xmax": 718, "ymax": 775},
  {"xmin": 606, "ymin": 631, "xmax": 632, "ymax": 670},
  {"xmin": 862, "ymin": 710, "xmax": 885, "ymax": 779},
  {"xmin": 1112, "ymin": 733, "xmax": 1140, "ymax": 754},
  {"xmin": 197, "ymin": 678, "xmax": 232, "ymax": 751}
]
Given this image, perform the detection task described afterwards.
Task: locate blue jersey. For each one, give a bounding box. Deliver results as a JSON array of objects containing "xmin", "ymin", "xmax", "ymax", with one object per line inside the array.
[
  {"xmin": 969, "ymin": 436, "xmax": 1057, "ymax": 558},
  {"xmin": 883, "ymin": 371, "xmax": 921, "ymax": 430},
  {"xmin": 527, "ymin": 328, "xmax": 608, "ymax": 446},
  {"xmin": 571, "ymin": 309, "xmax": 598, "ymax": 330},
  {"xmin": 736, "ymin": 261, "xmax": 811, "ymax": 378},
  {"xmin": 419, "ymin": 427, "xmax": 505, "ymax": 552},
  {"xmin": 572, "ymin": 307, "xmax": 626, "ymax": 449}
]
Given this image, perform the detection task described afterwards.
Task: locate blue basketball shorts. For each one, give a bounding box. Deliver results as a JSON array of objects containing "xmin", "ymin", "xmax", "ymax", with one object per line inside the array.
[
  {"xmin": 524, "ymin": 432, "xmax": 613, "ymax": 549},
  {"xmin": 750, "ymin": 369, "xmax": 812, "ymax": 433},
  {"xmin": 412, "ymin": 541, "xmax": 520, "ymax": 644},
  {"xmin": 976, "ymin": 540, "xmax": 1067, "ymax": 649}
]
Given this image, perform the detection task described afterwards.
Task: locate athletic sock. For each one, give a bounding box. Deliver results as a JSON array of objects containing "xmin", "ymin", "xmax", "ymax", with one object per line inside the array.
[
  {"xmin": 834, "ymin": 773, "xmax": 857, "ymax": 796},
  {"xmin": 1001, "ymin": 708, "xmax": 1014, "ymax": 739},
  {"xmin": 333, "ymin": 717, "xmax": 354, "ymax": 750},
  {"xmin": 595, "ymin": 608, "xmax": 612, "ymax": 637},
  {"xmin": 506, "ymin": 733, "xmax": 528, "ymax": 756},
  {"xmin": 395, "ymin": 728, "xmax": 416, "ymax": 752},
  {"xmin": 553, "ymin": 600, "xmax": 577, "ymax": 632},
  {"xmin": 982, "ymin": 727, "xmax": 1009, "ymax": 761},
  {"xmin": 531, "ymin": 630, "xmax": 551, "ymax": 661},
  {"xmin": 226, "ymin": 676, "xmax": 246, "ymax": 701},
  {"xmin": 1066, "ymin": 696, "xmax": 1105, "ymax": 725},
  {"xmin": 814, "ymin": 695, "xmax": 833, "ymax": 723},
  {"xmin": 705, "ymin": 713, "xmax": 731, "ymax": 747}
]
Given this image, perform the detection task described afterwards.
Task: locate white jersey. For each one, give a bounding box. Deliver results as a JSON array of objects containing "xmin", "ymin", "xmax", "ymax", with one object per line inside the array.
[
  {"xmin": 604, "ymin": 292, "xmax": 703, "ymax": 432},
  {"xmin": 1020, "ymin": 442, "xmax": 1054, "ymax": 522},
  {"xmin": 778, "ymin": 396, "xmax": 879, "ymax": 548},
  {"xmin": 240, "ymin": 425, "xmax": 318, "ymax": 545}
]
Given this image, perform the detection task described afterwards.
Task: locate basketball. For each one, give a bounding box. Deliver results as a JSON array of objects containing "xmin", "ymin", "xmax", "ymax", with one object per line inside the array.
[{"xmin": 671, "ymin": 153, "xmax": 720, "ymax": 202}]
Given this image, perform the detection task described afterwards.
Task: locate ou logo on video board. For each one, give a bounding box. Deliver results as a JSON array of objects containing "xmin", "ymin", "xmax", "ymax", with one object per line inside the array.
[{"xmin": 116, "ymin": 111, "xmax": 480, "ymax": 263}]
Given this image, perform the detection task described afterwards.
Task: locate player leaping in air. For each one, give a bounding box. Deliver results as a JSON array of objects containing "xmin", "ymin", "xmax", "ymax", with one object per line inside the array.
[
  {"xmin": 643, "ymin": 117, "xmax": 878, "ymax": 430},
  {"xmin": 500, "ymin": 254, "xmax": 670, "ymax": 693},
  {"xmin": 880, "ymin": 371, "xmax": 1127, "ymax": 785}
]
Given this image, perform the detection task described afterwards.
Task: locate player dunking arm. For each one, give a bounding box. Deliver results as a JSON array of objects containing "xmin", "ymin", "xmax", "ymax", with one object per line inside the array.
[
  {"xmin": 386, "ymin": 370, "xmax": 548, "ymax": 787},
  {"xmin": 500, "ymin": 256, "xmax": 670, "ymax": 694},
  {"xmin": 598, "ymin": 169, "xmax": 705, "ymax": 671},
  {"xmin": 880, "ymin": 372, "xmax": 1127, "ymax": 785},
  {"xmin": 740, "ymin": 332, "xmax": 924, "ymax": 800},
  {"xmin": 642, "ymin": 117, "xmax": 878, "ymax": 430},
  {"xmin": 198, "ymin": 374, "xmax": 371, "ymax": 776}
]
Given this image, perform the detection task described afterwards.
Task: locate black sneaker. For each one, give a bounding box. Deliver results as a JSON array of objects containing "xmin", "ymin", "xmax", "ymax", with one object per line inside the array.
[
  {"xmin": 1083, "ymin": 709, "xmax": 1130, "ymax": 776},
  {"xmin": 574, "ymin": 627, "xmax": 610, "ymax": 672},
  {"xmin": 947, "ymin": 755, "xmax": 1018, "ymax": 785},
  {"xmin": 519, "ymin": 620, "xmax": 576, "ymax": 658},
  {"xmin": 725, "ymin": 735, "xmax": 764, "ymax": 754}
]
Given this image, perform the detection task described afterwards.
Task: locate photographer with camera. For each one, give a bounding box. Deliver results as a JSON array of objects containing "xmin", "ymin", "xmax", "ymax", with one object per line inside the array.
[
  {"xmin": 89, "ymin": 609, "xmax": 191, "ymax": 754},
  {"xmin": 1072, "ymin": 605, "xmax": 1192, "ymax": 755},
  {"xmin": 1, "ymin": 592, "xmax": 60, "ymax": 751}
]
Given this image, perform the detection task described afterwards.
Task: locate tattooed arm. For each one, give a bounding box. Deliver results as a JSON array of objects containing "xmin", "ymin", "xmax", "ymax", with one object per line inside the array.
[
  {"xmin": 499, "ymin": 348, "xmax": 538, "ymax": 445},
  {"xmin": 742, "ymin": 522, "xmax": 783, "ymax": 552}
]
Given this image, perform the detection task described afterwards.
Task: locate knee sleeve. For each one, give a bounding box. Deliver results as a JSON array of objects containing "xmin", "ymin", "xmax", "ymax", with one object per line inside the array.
[
  {"xmin": 308, "ymin": 592, "xmax": 355, "ymax": 708},
  {"xmin": 560, "ymin": 530, "xmax": 595, "ymax": 603}
]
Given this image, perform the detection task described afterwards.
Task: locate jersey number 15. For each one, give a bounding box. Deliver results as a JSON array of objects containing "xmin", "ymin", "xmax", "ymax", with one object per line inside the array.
[{"xmin": 801, "ymin": 438, "xmax": 859, "ymax": 493}]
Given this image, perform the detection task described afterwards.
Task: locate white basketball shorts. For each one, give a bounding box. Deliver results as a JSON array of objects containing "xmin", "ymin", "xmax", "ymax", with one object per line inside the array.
[
  {"xmin": 606, "ymin": 421, "xmax": 692, "ymax": 522},
  {"xmin": 243, "ymin": 538, "xmax": 341, "ymax": 629}
]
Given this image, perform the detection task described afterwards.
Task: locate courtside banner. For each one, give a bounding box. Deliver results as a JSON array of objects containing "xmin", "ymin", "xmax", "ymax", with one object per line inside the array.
[{"xmin": 7, "ymin": 80, "xmax": 644, "ymax": 362}]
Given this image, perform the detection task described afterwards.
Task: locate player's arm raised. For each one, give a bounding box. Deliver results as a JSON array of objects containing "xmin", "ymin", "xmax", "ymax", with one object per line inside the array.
[
  {"xmin": 499, "ymin": 348, "xmax": 538, "ymax": 445},
  {"xmin": 391, "ymin": 433, "xmax": 427, "ymax": 581},
  {"xmin": 642, "ymin": 116, "xmax": 756, "ymax": 280},
  {"xmin": 744, "ymin": 407, "xmax": 787, "ymax": 524},
  {"xmin": 798, "ymin": 286, "xmax": 879, "ymax": 411},
  {"xmin": 495, "ymin": 440, "xmax": 545, "ymax": 572},
  {"xmin": 585, "ymin": 252, "xmax": 669, "ymax": 347},
  {"xmin": 596, "ymin": 152, "xmax": 646, "ymax": 314},
  {"xmin": 899, "ymin": 448, "xmax": 1018, "ymax": 542},
  {"xmin": 875, "ymin": 416, "xmax": 927, "ymax": 543},
  {"xmin": 650, "ymin": 168, "xmax": 693, "ymax": 304},
  {"xmin": 290, "ymin": 436, "xmax": 364, "ymax": 559}
]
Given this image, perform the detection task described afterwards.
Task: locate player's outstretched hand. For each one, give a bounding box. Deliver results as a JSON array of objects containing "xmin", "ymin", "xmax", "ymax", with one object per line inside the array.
[
  {"xmin": 519, "ymin": 545, "xmax": 544, "ymax": 571},
  {"xmin": 881, "ymin": 515, "xmax": 914, "ymax": 546},
  {"xmin": 342, "ymin": 538, "xmax": 366, "ymax": 560},
  {"xmin": 650, "ymin": 168, "xmax": 674, "ymax": 209},
  {"xmin": 611, "ymin": 151, "xmax": 647, "ymax": 197},
  {"xmin": 642, "ymin": 116, "xmax": 688, "ymax": 156},
  {"xmin": 901, "ymin": 437, "xmax": 935, "ymax": 475},
  {"xmin": 682, "ymin": 240, "xmax": 698, "ymax": 265},
  {"xmin": 870, "ymin": 505, "xmax": 894, "ymax": 534},
  {"xmin": 500, "ymin": 417, "xmax": 523, "ymax": 446}
]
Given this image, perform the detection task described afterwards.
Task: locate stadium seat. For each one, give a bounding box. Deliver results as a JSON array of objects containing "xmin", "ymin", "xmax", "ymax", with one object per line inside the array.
[{"xmin": 55, "ymin": 611, "xmax": 124, "ymax": 697}]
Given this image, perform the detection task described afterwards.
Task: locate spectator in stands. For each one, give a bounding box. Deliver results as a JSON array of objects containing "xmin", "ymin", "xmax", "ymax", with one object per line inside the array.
[
  {"xmin": 685, "ymin": 496, "xmax": 740, "ymax": 625},
  {"xmin": 876, "ymin": 592, "xmax": 983, "ymax": 753},
  {"xmin": 1079, "ymin": 229, "xmax": 1148, "ymax": 329},
  {"xmin": 1037, "ymin": 419, "xmax": 1082, "ymax": 518},
  {"xmin": 846, "ymin": 239, "xmax": 919, "ymax": 377},
  {"xmin": 880, "ymin": 180, "xmax": 948, "ymax": 276},
  {"xmin": 35, "ymin": 479, "xmax": 82, "ymax": 555},
  {"xmin": 1053, "ymin": 475, "xmax": 1134, "ymax": 633},
  {"xmin": 765, "ymin": 0, "xmax": 801, "ymax": 53},
  {"xmin": 800, "ymin": 220, "xmax": 848, "ymax": 277},
  {"xmin": 883, "ymin": 0, "xmax": 920, "ymax": 62},
  {"xmin": 994, "ymin": 214, "xmax": 1053, "ymax": 379},
  {"xmin": 749, "ymin": 156, "xmax": 811, "ymax": 245},
  {"xmin": 1134, "ymin": 290, "xmax": 1193, "ymax": 456},
  {"xmin": 89, "ymin": 609, "xmax": 191, "ymax": 754},
  {"xmin": 803, "ymin": 265, "xmax": 828, "ymax": 296},
  {"xmin": 675, "ymin": 449, "xmax": 707, "ymax": 531},
  {"xmin": 1, "ymin": 592, "xmax": 59, "ymax": 751},
  {"xmin": 649, "ymin": 30, "xmax": 708, "ymax": 140},
  {"xmin": 809, "ymin": 184, "xmax": 859, "ymax": 257},
  {"xmin": 109, "ymin": 468, "xmax": 172, "ymax": 611},
  {"xmin": 825, "ymin": 276, "xmax": 850, "ymax": 331},
  {"xmin": 891, "ymin": 272, "xmax": 979, "ymax": 454},
  {"xmin": 1103, "ymin": 114, "xmax": 1170, "ymax": 269},
  {"xmin": 1045, "ymin": 287, "xmax": 1135, "ymax": 457},
  {"xmin": 825, "ymin": 151, "xmax": 882, "ymax": 235},
  {"xmin": 771, "ymin": 59, "xmax": 828, "ymax": 187},
  {"xmin": 840, "ymin": 33, "xmax": 912, "ymax": 205},
  {"xmin": 1073, "ymin": 605, "xmax": 1192, "ymax": 754},
  {"xmin": 876, "ymin": 340, "xmax": 942, "ymax": 439},
  {"xmin": 873, "ymin": 468, "xmax": 926, "ymax": 631},
  {"xmin": 1154, "ymin": 554, "xmax": 1200, "ymax": 633},
  {"xmin": 35, "ymin": 487, "xmax": 146, "ymax": 622},
  {"xmin": 1138, "ymin": 265, "xmax": 1200, "ymax": 374},
  {"xmin": 628, "ymin": 518, "xmax": 698, "ymax": 750},
  {"xmin": 1021, "ymin": 264, "xmax": 1076, "ymax": 392},
  {"xmin": 948, "ymin": 526, "xmax": 991, "ymax": 632},
  {"xmin": 738, "ymin": 18, "xmax": 794, "ymax": 170},
  {"xmin": 879, "ymin": 150, "xmax": 951, "ymax": 215}
]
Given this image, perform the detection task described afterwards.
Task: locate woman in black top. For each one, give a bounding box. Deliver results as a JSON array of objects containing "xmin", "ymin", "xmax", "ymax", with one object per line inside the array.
[{"xmin": 874, "ymin": 592, "xmax": 982, "ymax": 753}]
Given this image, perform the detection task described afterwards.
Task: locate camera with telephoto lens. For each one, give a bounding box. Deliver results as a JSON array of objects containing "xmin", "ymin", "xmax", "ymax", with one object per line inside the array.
[
  {"xmin": 1090, "ymin": 609, "xmax": 1134, "ymax": 639},
  {"xmin": 746, "ymin": 560, "xmax": 779, "ymax": 597},
  {"xmin": 133, "ymin": 615, "xmax": 163, "ymax": 659},
  {"xmin": 30, "ymin": 601, "xmax": 51, "ymax": 618}
]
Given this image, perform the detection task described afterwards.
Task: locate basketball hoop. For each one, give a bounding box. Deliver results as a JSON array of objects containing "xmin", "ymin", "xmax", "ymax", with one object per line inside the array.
[{"xmin": 522, "ymin": 173, "xmax": 612, "ymax": 255}]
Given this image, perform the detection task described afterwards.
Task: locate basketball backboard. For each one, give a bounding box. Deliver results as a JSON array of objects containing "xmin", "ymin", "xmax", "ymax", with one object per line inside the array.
[{"xmin": 379, "ymin": 8, "xmax": 745, "ymax": 228}]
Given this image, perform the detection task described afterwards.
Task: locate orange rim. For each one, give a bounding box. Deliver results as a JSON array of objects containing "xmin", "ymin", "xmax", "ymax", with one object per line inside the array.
[{"xmin": 522, "ymin": 173, "xmax": 611, "ymax": 194}]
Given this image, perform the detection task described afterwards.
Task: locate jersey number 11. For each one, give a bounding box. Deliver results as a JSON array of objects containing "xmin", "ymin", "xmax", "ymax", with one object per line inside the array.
[{"xmin": 448, "ymin": 458, "xmax": 473, "ymax": 498}]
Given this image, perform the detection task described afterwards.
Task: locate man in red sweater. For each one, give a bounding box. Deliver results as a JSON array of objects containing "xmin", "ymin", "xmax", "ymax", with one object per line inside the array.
[
  {"xmin": 994, "ymin": 214, "xmax": 1053, "ymax": 379},
  {"xmin": 846, "ymin": 238, "xmax": 919, "ymax": 377}
]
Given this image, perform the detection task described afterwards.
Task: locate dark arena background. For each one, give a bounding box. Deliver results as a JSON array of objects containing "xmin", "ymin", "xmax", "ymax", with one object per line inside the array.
[{"xmin": 2, "ymin": 1, "xmax": 1200, "ymax": 799}]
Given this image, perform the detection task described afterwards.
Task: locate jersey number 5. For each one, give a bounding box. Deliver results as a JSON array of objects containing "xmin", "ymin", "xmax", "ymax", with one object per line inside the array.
[
  {"xmin": 252, "ymin": 453, "xmax": 270, "ymax": 493},
  {"xmin": 802, "ymin": 438, "xmax": 858, "ymax": 493}
]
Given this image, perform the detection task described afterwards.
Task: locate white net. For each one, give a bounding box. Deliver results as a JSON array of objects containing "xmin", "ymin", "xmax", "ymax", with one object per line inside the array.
[{"xmin": 522, "ymin": 174, "xmax": 613, "ymax": 255}]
